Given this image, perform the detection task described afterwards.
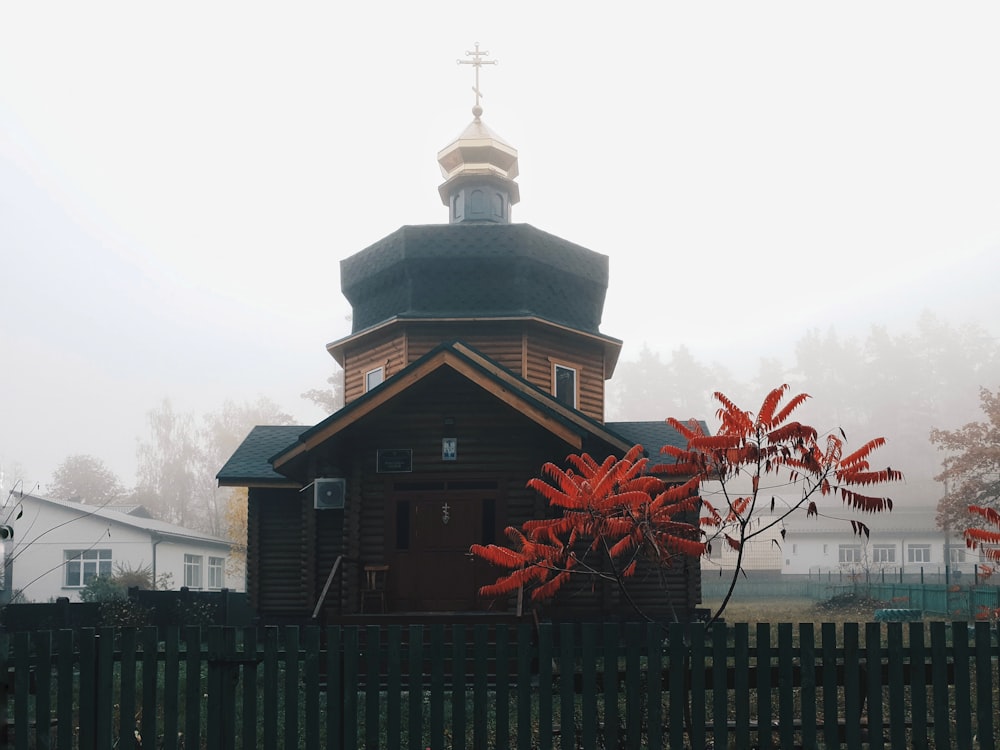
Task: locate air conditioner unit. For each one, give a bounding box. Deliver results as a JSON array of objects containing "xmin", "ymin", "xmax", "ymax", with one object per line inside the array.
[{"xmin": 313, "ymin": 478, "xmax": 346, "ymax": 510}]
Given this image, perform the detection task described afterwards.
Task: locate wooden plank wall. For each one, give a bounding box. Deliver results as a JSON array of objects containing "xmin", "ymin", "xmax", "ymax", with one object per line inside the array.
[{"xmin": 248, "ymin": 488, "xmax": 311, "ymax": 616}]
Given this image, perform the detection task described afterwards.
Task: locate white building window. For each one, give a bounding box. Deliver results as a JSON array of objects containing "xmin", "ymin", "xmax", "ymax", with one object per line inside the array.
[
  {"xmin": 553, "ymin": 364, "xmax": 577, "ymax": 408},
  {"xmin": 184, "ymin": 554, "xmax": 203, "ymax": 589},
  {"xmin": 365, "ymin": 367, "xmax": 384, "ymax": 392},
  {"xmin": 908, "ymin": 544, "xmax": 931, "ymax": 563},
  {"xmin": 949, "ymin": 547, "xmax": 966, "ymax": 564},
  {"xmin": 208, "ymin": 556, "xmax": 225, "ymax": 589},
  {"xmin": 839, "ymin": 545, "xmax": 862, "ymax": 564},
  {"xmin": 65, "ymin": 549, "xmax": 112, "ymax": 587},
  {"xmin": 872, "ymin": 545, "xmax": 896, "ymax": 563}
]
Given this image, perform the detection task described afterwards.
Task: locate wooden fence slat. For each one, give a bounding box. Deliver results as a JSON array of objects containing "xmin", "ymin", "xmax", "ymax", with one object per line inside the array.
[
  {"xmin": 242, "ymin": 627, "xmax": 259, "ymax": 750},
  {"xmin": 138, "ymin": 627, "xmax": 157, "ymax": 750},
  {"xmin": 558, "ymin": 622, "xmax": 575, "ymax": 750},
  {"xmin": 777, "ymin": 623, "xmax": 794, "ymax": 750},
  {"xmin": 96, "ymin": 627, "xmax": 115, "ymax": 748},
  {"xmin": 843, "ymin": 623, "xmax": 862, "ymax": 749},
  {"xmin": 516, "ymin": 624, "xmax": 532, "ymax": 750},
  {"xmin": 386, "ymin": 625, "xmax": 403, "ymax": 749},
  {"xmin": 821, "ymin": 622, "xmax": 839, "ymax": 750},
  {"xmin": 472, "ymin": 624, "xmax": 488, "ymax": 750},
  {"xmin": 973, "ymin": 621, "xmax": 995, "ymax": 750},
  {"xmin": 364, "ymin": 625, "xmax": 379, "ymax": 750},
  {"xmin": 624, "ymin": 622, "xmax": 641, "ymax": 750},
  {"xmin": 304, "ymin": 627, "xmax": 321, "ymax": 750},
  {"xmin": 865, "ymin": 622, "xmax": 884, "ymax": 750},
  {"xmin": 929, "ymin": 621, "xmax": 950, "ymax": 749},
  {"xmin": 429, "ymin": 624, "xmax": 445, "ymax": 750},
  {"xmin": 162, "ymin": 627, "xmax": 179, "ymax": 750},
  {"xmin": 263, "ymin": 626, "xmax": 280, "ymax": 750},
  {"xmin": 667, "ymin": 622, "xmax": 685, "ymax": 750},
  {"xmin": 756, "ymin": 622, "xmax": 772, "ymax": 749},
  {"xmin": 602, "ymin": 622, "xmax": 619, "ymax": 750},
  {"xmin": 798, "ymin": 623, "xmax": 818, "ymax": 749},
  {"xmin": 206, "ymin": 627, "xmax": 223, "ymax": 750},
  {"xmin": 56, "ymin": 629, "xmax": 74, "ymax": 750},
  {"xmin": 495, "ymin": 625, "xmax": 511, "ymax": 749},
  {"xmin": 711, "ymin": 623, "xmax": 729, "ymax": 750},
  {"xmin": 406, "ymin": 625, "xmax": 422, "ymax": 750},
  {"xmin": 580, "ymin": 622, "xmax": 598, "ymax": 750},
  {"xmin": 907, "ymin": 622, "xmax": 929, "ymax": 750},
  {"xmin": 952, "ymin": 621, "xmax": 973, "ymax": 750},
  {"xmin": 77, "ymin": 629, "xmax": 95, "ymax": 750},
  {"xmin": 885, "ymin": 622, "xmax": 906, "ymax": 750},
  {"xmin": 687, "ymin": 622, "xmax": 705, "ymax": 750},
  {"xmin": 182, "ymin": 626, "xmax": 201, "ymax": 750},
  {"xmin": 734, "ymin": 623, "xmax": 750, "ymax": 739},
  {"xmin": 452, "ymin": 624, "xmax": 466, "ymax": 750},
  {"xmin": 285, "ymin": 626, "xmax": 301, "ymax": 750},
  {"xmin": 118, "ymin": 628, "xmax": 138, "ymax": 750},
  {"xmin": 537, "ymin": 623, "xmax": 553, "ymax": 750},
  {"xmin": 29, "ymin": 630, "xmax": 49, "ymax": 750}
]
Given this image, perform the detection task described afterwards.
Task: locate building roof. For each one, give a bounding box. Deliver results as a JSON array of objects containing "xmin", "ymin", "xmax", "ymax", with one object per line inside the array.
[
  {"xmin": 216, "ymin": 425, "xmax": 307, "ymax": 486},
  {"xmin": 339, "ymin": 223, "xmax": 611, "ymax": 336},
  {"xmin": 606, "ymin": 420, "xmax": 711, "ymax": 468},
  {"xmin": 218, "ymin": 341, "xmax": 696, "ymax": 486},
  {"xmin": 14, "ymin": 493, "xmax": 233, "ymax": 548}
]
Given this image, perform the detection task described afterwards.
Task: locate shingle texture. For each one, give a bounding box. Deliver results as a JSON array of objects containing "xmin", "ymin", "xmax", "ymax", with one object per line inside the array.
[
  {"xmin": 341, "ymin": 223, "xmax": 610, "ymax": 334},
  {"xmin": 607, "ymin": 420, "xmax": 711, "ymax": 468},
  {"xmin": 216, "ymin": 425, "xmax": 306, "ymax": 483}
]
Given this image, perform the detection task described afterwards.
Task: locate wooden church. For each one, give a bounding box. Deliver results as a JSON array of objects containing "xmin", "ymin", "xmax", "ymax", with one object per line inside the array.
[{"xmin": 219, "ymin": 64, "xmax": 703, "ymax": 623}]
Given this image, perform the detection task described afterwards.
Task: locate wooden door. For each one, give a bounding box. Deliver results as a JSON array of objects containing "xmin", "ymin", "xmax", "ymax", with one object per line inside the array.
[{"xmin": 389, "ymin": 485, "xmax": 499, "ymax": 611}]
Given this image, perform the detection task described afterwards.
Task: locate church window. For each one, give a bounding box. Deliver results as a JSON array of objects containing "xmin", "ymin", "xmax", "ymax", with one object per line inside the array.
[
  {"xmin": 365, "ymin": 367, "xmax": 384, "ymax": 392},
  {"xmin": 553, "ymin": 363, "xmax": 577, "ymax": 408}
]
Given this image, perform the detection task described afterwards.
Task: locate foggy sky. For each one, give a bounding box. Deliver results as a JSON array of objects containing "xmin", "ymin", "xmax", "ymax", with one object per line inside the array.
[{"xmin": 2, "ymin": 3, "xmax": 998, "ymax": 492}]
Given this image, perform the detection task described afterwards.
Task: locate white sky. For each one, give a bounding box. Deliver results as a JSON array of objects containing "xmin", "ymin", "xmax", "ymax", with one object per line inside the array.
[{"xmin": 2, "ymin": 2, "xmax": 999, "ymax": 490}]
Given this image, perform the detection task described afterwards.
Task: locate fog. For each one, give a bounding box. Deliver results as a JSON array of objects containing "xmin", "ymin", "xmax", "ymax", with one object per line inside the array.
[{"xmin": 2, "ymin": 4, "xmax": 998, "ymax": 514}]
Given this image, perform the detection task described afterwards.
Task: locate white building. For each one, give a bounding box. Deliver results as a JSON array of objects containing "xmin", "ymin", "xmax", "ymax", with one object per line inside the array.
[
  {"xmin": 0, "ymin": 493, "xmax": 238, "ymax": 603},
  {"xmin": 782, "ymin": 505, "xmax": 979, "ymax": 580}
]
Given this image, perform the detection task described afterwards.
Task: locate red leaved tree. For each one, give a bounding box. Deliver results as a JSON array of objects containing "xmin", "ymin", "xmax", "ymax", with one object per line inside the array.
[
  {"xmin": 659, "ymin": 384, "xmax": 902, "ymax": 623},
  {"xmin": 964, "ymin": 506, "xmax": 1000, "ymax": 569},
  {"xmin": 473, "ymin": 385, "xmax": 903, "ymax": 624},
  {"xmin": 471, "ymin": 445, "xmax": 705, "ymax": 621}
]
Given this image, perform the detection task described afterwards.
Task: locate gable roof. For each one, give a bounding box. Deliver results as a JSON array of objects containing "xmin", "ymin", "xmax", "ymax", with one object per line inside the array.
[
  {"xmin": 272, "ymin": 341, "xmax": 637, "ymax": 474},
  {"xmin": 14, "ymin": 493, "xmax": 233, "ymax": 548},
  {"xmin": 217, "ymin": 342, "xmax": 702, "ymax": 486}
]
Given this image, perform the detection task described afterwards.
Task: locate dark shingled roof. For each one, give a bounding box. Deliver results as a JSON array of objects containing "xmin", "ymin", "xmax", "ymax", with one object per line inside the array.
[
  {"xmin": 217, "ymin": 425, "xmax": 307, "ymax": 485},
  {"xmin": 341, "ymin": 223, "xmax": 610, "ymax": 335},
  {"xmin": 606, "ymin": 420, "xmax": 711, "ymax": 468}
]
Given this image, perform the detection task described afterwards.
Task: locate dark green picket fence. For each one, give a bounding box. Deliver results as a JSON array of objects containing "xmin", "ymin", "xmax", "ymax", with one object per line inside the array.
[{"xmin": 2, "ymin": 620, "xmax": 998, "ymax": 749}]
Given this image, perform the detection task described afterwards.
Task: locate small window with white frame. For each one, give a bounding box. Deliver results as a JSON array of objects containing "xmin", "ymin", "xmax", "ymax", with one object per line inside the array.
[
  {"xmin": 184, "ymin": 554, "xmax": 203, "ymax": 589},
  {"xmin": 208, "ymin": 556, "xmax": 225, "ymax": 589},
  {"xmin": 908, "ymin": 544, "xmax": 931, "ymax": 563},
  {"xmin": 64, "ymin": 549, "xmax": 112, "ymax": 587},
  {"xmin": 839, "ymin": 544, "xmax": 862, "ymax": 564},
  {"xmin": 365, "ymin": 366, "xmax": 385, "ymax": 392},
  {"xmin": 553, "ymin": 363, "xmax": 577, "ymax": 408},
  {"xmin": 949, "ymin": 547, "xmax": 966, "ymax": 564},
  {"xmin": 872, "ymin": 544, "xmax": 896, "ymax": 563}
]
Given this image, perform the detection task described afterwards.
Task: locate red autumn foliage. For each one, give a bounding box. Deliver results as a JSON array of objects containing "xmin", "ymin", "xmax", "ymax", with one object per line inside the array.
[
  {"xmin": 473, "ymin": 385, "xmax": 902, "ymax": 624},
  {"xmin": 964, "ymin": 504, "xmax": 1000, "ymax": 564},
  {"xmin": 471, "ymin": 445, "xmax": 705, "ymax": 614},
  {"xmin": 657, "ymin": 385, "xmax": 901, "ymax": 622}
]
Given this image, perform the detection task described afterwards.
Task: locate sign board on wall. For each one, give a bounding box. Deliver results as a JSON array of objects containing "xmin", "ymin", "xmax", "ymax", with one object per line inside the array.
[{"xmin": 377, "ymin": 449, "xmax": 413, "ymax": 473}]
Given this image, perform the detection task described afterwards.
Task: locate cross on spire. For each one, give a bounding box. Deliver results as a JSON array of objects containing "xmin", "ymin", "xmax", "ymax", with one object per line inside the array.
[{"xmin": 457, "ymin": 42, "xmax": 497, "ymax": 119}]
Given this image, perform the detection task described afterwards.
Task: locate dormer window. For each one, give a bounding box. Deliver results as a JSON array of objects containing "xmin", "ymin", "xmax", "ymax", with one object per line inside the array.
[
  {"xmin": 553, "ymin": 363, "xmax": 577, "ymax": 408},
  {"xmin": 365, "ymin": 367, "xmax": 385, "ymax": 392}
]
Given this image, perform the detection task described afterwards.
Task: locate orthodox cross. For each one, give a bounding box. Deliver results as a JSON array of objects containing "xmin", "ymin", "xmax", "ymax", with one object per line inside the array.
[{"xmin": 457, "ymin": 42, "xmax": 497, "ymax": 113}]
